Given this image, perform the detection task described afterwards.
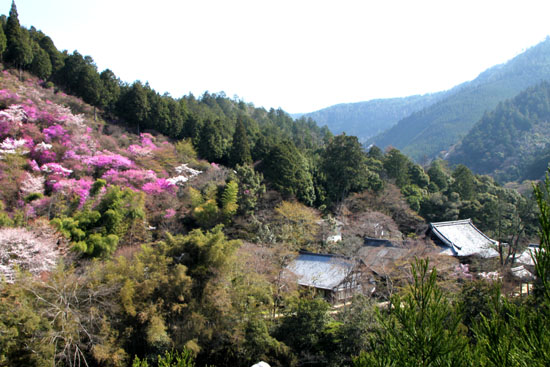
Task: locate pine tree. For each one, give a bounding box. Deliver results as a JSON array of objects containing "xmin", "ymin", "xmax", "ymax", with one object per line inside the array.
[{"xmin": 229, "ymin": 117, "xmax": 252, "ymax": 167}]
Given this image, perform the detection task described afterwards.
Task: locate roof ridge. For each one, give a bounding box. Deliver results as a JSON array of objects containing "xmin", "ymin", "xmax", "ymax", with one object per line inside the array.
[{"xmin": 430, "ymin": 218, "xmax": 472, "ymax": 226}]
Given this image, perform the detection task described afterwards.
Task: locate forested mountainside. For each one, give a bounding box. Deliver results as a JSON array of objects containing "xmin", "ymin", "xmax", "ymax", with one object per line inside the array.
[
  {"xmin": 449, "ymin": 81, "xmax": 550, "ymax": 182},
  {"xmin": 1, "ymin": 2, "xmax": 550, "ymax": 367},
  {"xmin": 369, "ymin": 36, "xmax": 550, "ymax": 161},
  {"xmin": 293, "ymin": 92, "xmax": 448, "ymax": 142}
]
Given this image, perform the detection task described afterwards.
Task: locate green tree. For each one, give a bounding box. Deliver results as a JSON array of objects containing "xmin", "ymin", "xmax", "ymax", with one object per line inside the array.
[
  {"xmin": 99, "ymin": 69, "xmax": 121, "ymax": 114},
  {"xmin": 6, "ymin": 31, "xmax": 32, "ymax": 77},
  {"xmin": 220, "ymin": 180, "xmax": 239, "ymax": 221},
  {"xmin": 383, "ymin": 148, "xmax": 412, "ymax": 187},
  {"xmin": 232, "ymin": 164, "xmax": 265, "ymax": 215},
  {"xmin": 39, "ymin": 35, "xmax": 64, "ymax": 74},
  {"xmin": 409, "ymin": 164, "xmax": 430, "ymax": 188},
  {"xmin": 52, "ymin": 185, "xmax": 146, "ymax": 257},
  {"xmin": 321, "ymin": 134, "xmax": 370, "ymax": 206},
  {"xmin": 533, "ymin": 170, "xmax": 550, "ymax": 301},
  {"xmin": 118, "ymin": 81, "xmax": 150, "ymax": 134},
  {"xmin": 197, "ymin": 119, "xmax": 224, "ymax": 162},
  {"xmin": 355, "ymin": 258, "xmax": 469, "ymax": 367},
  {"xmin": 229, "ymin": 117, "xmax": 252, "ymax": 167},
  {"xmin": 273, "ymin": 200, "xmax": 320, "ymax": 250},
  {"xmin": 164, "ymin": 225, "xmax": 241, "ymax": 299},
  {"xmin": 451, "ymin": 164, "xmax": 477, "ymax": 201},
  {"xmin": 5, "ymin": 2, "xmax": 32, "ymax": 75},
  {"xmin": 29, "ymin": 42, "xmax": 52, "ymax": 80},
  {"xmin": 427, "ymin": 160, "xmax": 450, "ymax": 191},
  {"xmin": 367, "ymin": 145, "xmax": 384, "ymax": 160},
  {"xmin": 275, "ymin": 298, "xmax": 333, "ymax": 365},
  {"xmin": 262, "ymin": 141, "xmax": 315, "ymax": 205}
]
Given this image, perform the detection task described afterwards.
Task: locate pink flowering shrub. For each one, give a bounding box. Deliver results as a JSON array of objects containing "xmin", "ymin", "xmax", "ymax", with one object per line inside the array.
[
  {"xmin": 164, "ymin": 208, "xmax": 177, "ymax": 219},
  {"xmin": 101, "ymin": 168, "xmax": 158, "ymax": 189},
  {"xmin": 31, "ymin": 144, "xmax": 57, "ymax": 164},
  {"xmin": 43, "ymin": 124, "xmax": 69, "ymax": 143},
  {"xmin": 142, "ymin": 178, "xmax": 176, "ymax": 195},
  {"xmin": 19, "ymin": 123, "xmax": 44, "ymax": 144},
  {"xmin": 127, "ymin": 143, "xmax": 154, "ymax": 157},
  {"xmin": 28, "ymin": 159, "xmax": 40, "ymax": 172},
  {"xmin": 83, "ymin": 152, "xmax": 135, "ymax": 170},
  {"xmin": 52, "ymin": 178, "xmax": 94, "ymax": 208},
  {"xmin": 0, "ymin": 224, "xmax": 64, "ymax": 282},
  {"xmin": 0, "ymin": 89, "xmax": 22, "ymax": 108}
]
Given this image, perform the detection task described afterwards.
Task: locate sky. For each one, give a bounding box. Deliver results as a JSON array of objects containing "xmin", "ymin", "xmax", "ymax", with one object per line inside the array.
[{"xmin": 6, "ymin": 0, "xmax": 550, "ymax": 113}]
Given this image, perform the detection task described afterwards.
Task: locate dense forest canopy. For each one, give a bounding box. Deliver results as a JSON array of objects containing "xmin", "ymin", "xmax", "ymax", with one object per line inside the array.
[
  {"xmin": 449, "ymin": 81, "xmax": 550, "ymax": 182},
  {"xmin": 1, "ymin": 2, "xmax": 550, "ymax": 367}
]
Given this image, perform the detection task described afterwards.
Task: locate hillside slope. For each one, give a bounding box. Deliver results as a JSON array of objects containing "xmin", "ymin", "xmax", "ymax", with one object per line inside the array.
[
  {"xmin": 369, "ymin": 37, "xmax": 550, "ymax": 161},
  {"xmin": 295, "ymin": 92, "xmax": 448, "ymax": 142},
  {"xmin": 448, "ymin": 81, "xmax": 550, "ymax": 182}
]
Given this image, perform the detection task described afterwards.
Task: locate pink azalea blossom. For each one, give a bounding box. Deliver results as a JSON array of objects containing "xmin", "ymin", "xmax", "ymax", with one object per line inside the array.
[
  {"xmin": 83, "ymin": 152, "xmax": 135, "ymax": 170},
  {"xmin": 142, "ymin": 178, "xmax": 176, "ymax": 195},
  {"xmin": 52, "ymin": 178, "xmax": 94, "ymax": 208},
  {"xmin": 29, "ymin": 159, "xmax": 41, "ymax": 172},
  {"xmin": 43, "ymin": 124, "xmax": 68, "ymax": 142},
  {"xmin": 101, "ymin": 168, "xmax": 158, "ymax": 189},
  {"xmin": 164, "ymin": 208, "xmax": 177, "ymax": 219},
  {"xmin": 41, "ymin": 163, "xmax": 73, "ymax": 177}
]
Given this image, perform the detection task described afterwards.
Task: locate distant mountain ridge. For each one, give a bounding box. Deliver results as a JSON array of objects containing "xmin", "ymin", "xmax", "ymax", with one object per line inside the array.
[
  {"xmin": 369, "ymin": 37, "xmax": 550, "ymax": 161},
  {"xmin": 294, "ymin": 92, "xmax": 449, "ymax": 142}
]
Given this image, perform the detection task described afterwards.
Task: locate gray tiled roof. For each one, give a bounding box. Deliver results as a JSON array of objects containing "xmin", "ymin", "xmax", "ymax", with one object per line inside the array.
[
  {"xmin": 286, "ymin": 253, "xmax": 355, "ymax": 290},
  {"xmin": 430, "ymin": 219, "xmax": 499, "ymax": 258}
]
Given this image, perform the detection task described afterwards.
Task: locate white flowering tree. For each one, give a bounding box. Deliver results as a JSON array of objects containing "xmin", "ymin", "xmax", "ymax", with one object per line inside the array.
[{"xmin": 0, "ymin": 223, "xmax": 63, "ymax": 282}]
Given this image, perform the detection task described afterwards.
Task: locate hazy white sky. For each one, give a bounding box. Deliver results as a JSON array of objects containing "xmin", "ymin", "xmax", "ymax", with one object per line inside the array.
[{"xmin": 8, "ymin": 0, "xmax": 550, "ymax": 113}]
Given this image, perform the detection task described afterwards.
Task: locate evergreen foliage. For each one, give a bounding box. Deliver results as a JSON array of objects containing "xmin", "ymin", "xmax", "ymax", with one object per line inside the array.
[
  {"xmin": 51, "ymin": 184, "xmax": 146, "ymax": 257},
  {"xmin": 321, "ymin": 134, "xmax": 372, "ymax": 205},
  {"xmin": 261, "ymin": 141, "xmax": 316, "ymax": 205},
  {"xmin": 229, "ymin": 117, "xmax": 252, "ymax": 167},
  {"xmin": 355, "ymin": 258, "xmax": 469, "ymax": 367}
]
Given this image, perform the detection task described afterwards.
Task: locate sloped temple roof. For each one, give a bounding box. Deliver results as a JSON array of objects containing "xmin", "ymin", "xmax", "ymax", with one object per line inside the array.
[
  {"xmin": 286, "ymin": 253, "xmax": 356, "ymax": 291},
  {"xmin": 429, "ymin": 219, "xmax": 499, "ymax": 258}
]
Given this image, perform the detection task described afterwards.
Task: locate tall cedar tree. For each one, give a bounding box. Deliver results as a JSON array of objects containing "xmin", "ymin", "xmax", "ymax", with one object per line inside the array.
[
  {"xmin": 5, "ymin": 1, "xmax": 32, "ymax": 72},
  {"xmin": 229, "ymin": 117, "xmax": 252, "ymax": 167}
]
